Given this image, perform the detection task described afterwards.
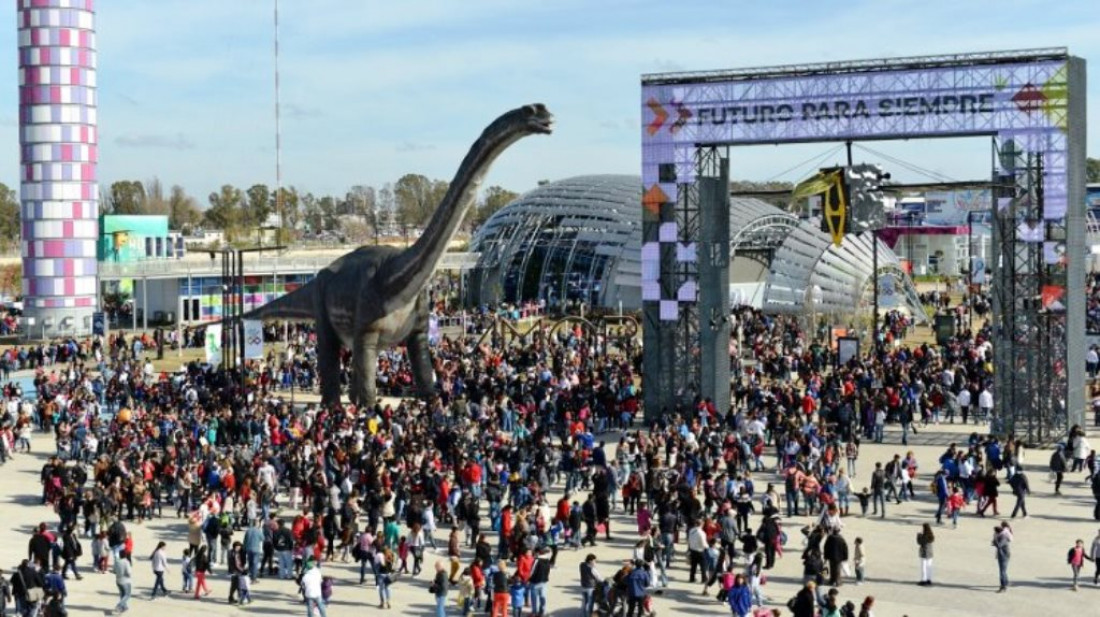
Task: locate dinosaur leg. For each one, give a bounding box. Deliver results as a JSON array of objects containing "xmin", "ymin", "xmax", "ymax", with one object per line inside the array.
[
  {"xmin": 351, "ymin": 332, "xmax": 379, "ymax": 408},
  {"xmin": 316, "ymin": 317, "xmax": 343, "ymax": 407},
  {"xmin": 407, "ymin": 329, "xmax": 436, "ymax": 399}
]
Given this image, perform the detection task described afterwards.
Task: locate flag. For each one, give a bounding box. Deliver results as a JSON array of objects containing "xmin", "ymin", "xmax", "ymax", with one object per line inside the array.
[
  {"xmin": 244, "ymin": 319, "xmax": 264, "ymax": 359},
  {"xmin": 205, "ymin": 324, "xmax": 222, "ymax": 365}
]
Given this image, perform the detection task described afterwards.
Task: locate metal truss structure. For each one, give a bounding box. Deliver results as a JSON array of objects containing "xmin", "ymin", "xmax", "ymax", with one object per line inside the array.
[
  {"xmin": 992, "ymin": 148, "xmax": 1072, "ymax": 444},
  {"xmin": 641, "ymin": 49, "xmax": 1086, "ymax": 432}
]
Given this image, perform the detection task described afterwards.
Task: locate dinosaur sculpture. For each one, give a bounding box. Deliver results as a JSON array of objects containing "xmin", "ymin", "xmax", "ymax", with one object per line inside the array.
[{"xmin": 238, "ymin": 104, "xmax": 553, "ymax": 408}]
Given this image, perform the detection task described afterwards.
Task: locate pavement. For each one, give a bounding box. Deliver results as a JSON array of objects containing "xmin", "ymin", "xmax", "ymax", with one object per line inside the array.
[{"xmin": 2, "ymin": 423, "xmax": 1100, "ymax": 617}]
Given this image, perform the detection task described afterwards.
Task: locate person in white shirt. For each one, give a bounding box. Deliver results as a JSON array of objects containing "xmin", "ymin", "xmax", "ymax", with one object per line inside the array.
[
  {"xmin": 301, "ymin": 560, "xmax": 327, "ymax": 617},
  {"xmin": 150, "ymin": 541, "xmax": 169, "ymax": 598},
  {"xmin": 978, "ymin": 388, "xmax": 994, "ymax": 423},
  {"xmin": 686, "ymin": 521, "xmax": 708, "ymax": 583},
  {"xmin": 956, "ymin": 389, "xmax": 971, "ymax": 424}
]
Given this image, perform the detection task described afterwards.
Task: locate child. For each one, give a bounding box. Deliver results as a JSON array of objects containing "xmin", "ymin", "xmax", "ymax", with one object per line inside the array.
[
  {"xmin": 457, "ymin": 567, "xmax": 475, "ymax": 616},
  {"xmin": 853, "ymin": 537, "xmax": 866, "ymax": 584},
  {"xmin": 93, "ymin": 532, "xmax": 110, "ymax": 573},
  {"xmin": 181, "ymin": 548, "xmax": 194, "ymax": 593},
  {"xmin": 238, "ymin": 567, "xmax": 253, "ymax": 604},
  {"xmin": 946, "ymin": 487, "xmax": 965, "ymax": 528},
  {"xmin": 397, "ymin": 537, "xmax": 410, "ymax": 574},
  {"xmin": 856, "ymin": 488, "xmax": 870, "ymax": 517},
  {"xmin": 508, "ymin": 575, "xmax": 526, "ymax": 617}
]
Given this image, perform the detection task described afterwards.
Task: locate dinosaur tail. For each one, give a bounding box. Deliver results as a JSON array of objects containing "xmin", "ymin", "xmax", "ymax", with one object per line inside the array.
[{"xmin": 214, "ymin": 279, "xmax": 317, "ymax": 324}]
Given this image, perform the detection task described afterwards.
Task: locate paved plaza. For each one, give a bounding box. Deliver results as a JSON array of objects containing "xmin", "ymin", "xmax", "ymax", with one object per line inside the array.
[{"xmin": 1, "ymin": 422, "xmax": 1098, "ymax": 617}]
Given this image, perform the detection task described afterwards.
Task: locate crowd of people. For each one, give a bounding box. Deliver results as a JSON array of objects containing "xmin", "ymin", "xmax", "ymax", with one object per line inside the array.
[{"xmin": 0, "ymin": 296, "xmax": 1096, "ymax": 617}]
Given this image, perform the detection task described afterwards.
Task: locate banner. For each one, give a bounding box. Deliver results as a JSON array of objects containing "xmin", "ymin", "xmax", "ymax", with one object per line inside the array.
[
  {"xmin": 428, "ymin": 314, "xmax": 441, "ymax": 346},
  {"xmin": 244, "ymin": 319, "xmax": 264, "ymax": 359},
  {"xmin": 205, "ymin": 324, "xmax": 222, "ymax": 365}
]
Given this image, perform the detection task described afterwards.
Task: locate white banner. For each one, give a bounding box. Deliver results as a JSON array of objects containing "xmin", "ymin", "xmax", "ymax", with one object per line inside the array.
[
  {"xmin": 244, "ymin": 319, "xmax": 264, "ymax": 359},
  {"xmin": 205, "ymin": 324, "xmax": 222, "ymax": 366}
]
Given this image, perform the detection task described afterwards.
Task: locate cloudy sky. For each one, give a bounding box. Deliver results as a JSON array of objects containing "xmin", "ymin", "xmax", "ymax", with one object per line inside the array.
[{"xmin": 0, "ymin": 0, "xmax": 1097, "ymax": 203}]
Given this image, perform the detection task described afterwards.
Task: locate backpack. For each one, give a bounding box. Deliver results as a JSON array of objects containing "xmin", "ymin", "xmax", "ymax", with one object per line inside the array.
[
  {"xmin": 321, "ymin": 576, "xmax": 333, "ymax": 601},
  {"xmin": 1068, "ymin": 548, "xmax": 1077, "ymax": 564}
]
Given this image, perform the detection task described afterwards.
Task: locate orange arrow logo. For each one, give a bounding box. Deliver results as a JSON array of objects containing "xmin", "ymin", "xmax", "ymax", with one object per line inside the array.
[
  {"xmin": 646, "ymin": 98, "xmax": 668, "ymax": 135},
  {"xmin": 643, "ymin": 184, "xmax": 670, "ymax": 217}
]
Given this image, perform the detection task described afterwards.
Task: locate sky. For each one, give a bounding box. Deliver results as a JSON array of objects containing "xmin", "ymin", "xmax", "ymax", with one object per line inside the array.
[{"xmin": 0, "ymin": 0, "xmax": 1098, "ymax": 204}]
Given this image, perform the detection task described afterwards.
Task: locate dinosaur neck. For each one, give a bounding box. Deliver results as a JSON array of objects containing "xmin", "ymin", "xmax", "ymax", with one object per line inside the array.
[{"xmin": 382, "ymin": 130, "xmax": 521, "ymax": 304}]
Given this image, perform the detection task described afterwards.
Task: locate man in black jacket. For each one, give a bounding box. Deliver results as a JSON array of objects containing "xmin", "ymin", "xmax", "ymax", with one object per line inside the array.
[
  {"xmin": 822, "ymin": 530, "xmax": 849, "ymax": 586},
  {"xmin": 790, "ymin": 580, "xmax": 816, "ymax": 617},
  {"xmin": 528, "ymin": 549, "xmax": 552, "ymax": 617},
  {"xmin": 272, "ymin": 520, "xmax": 295, "ymax": 580},
  {"xmin": 27, "ymin": 524, "xmax": 53, "ymax": 569}
]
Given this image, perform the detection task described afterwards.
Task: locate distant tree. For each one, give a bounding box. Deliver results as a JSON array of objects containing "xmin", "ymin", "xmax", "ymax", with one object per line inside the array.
[
  {"xmin": 0, "ymin": 182, "xmax": 20, "ymax": 251},
  {"xmin": 346, "ymin": 185, "xmax": 377, "ymax": 239},
  {"xmin": 168, "ymin": 184, "xmax": 202, "ymax": 232},
  {"xmin": 318, "ymin": 195, "xmax": 339, "ymax": 232},
  {"xmin": 472, "ymin": 185, "xmax": 519, "ymax": 228},
  {"xmin": 1088, "ymin": 157, "xmax": 1100, "ymax": 183},
  {"xmin": 203, "ymin": 184, "xmax": 244, "ymax": 231},
  {"xmin": 107, "ymin": 180, "xmax": 146, "ymax": 214},
  {"xmin": 142, "ymin": 177, "xmax": 170, "ymax": 216},
  {"xmin": 0, "ymin": 262, "xmax": 20, "ymax": 298},
  {"xmin": 376, "ymin": 183, "xmax": 394, "ymax": 236},
  {"xmin": 394, "ymin": 174, "xmax": 438, "ymax": 230},
  {"xmin": 301, "ymin": 192, "xmax": 321, "ymax": 233},
  {"xmin": 245, "ymin": 183, "xmax": 273, "ymax": 228},
  {"xmin": 274, "ymin": 186, "xmax": 301, "ymax": 234}
]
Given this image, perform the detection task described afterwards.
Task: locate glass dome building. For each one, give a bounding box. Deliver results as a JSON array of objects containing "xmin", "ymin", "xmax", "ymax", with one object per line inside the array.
[{"xmin": 466, "ymin": 174, "xmax": 926, "ymax": 321}]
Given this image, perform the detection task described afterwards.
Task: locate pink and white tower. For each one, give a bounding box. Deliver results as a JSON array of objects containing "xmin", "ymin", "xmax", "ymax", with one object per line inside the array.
[{"xmin": 17, "ymin": 0, "xmax": 98, "ymax": 337}]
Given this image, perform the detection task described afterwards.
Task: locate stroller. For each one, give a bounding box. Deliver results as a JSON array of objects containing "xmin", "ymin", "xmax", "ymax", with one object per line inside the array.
[{"xmin": 593, "ymin": 574, "xmax": 657, "ymax": 617}]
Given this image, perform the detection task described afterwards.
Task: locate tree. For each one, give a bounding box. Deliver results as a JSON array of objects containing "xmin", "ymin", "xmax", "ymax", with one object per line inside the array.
[
  {"xmin": 203, "ymin": 184, "xmax": 244, "ymax": 231},
  {"xmin": 345, "ymin": 185, "xmax": 378, "ymax": 242},
  {"xmin": 393, "ymin": 174, "xmax": 437, "ymax": 230},
  {"xmin": 168, "ymin": 184, "xmax": 202, "ymax": 232},
  {"xmin": 274, "ymin": 186, "xmax": 301, "ymax": 233},
  {"xmin": 318, "ymin": 195, "xmax": 339, "ymax": 232},
  {"xmin": 0, "ymin": 182, "xmax": 19, "ymax": 251},
  {"xmin": 472, "ymin": 185, "xmax": 518, "ymax": 228},
  {"xmin": 243, "ymin": 183, "xmax": 272, "ymax": 228},
  {"xmin": 0, "ymin": 263, "xmax": 20, "ymax": 299},
  {"xmin": 1088, "ymin": 157, "xmax": 1100, "ymax": 184},
  {"xmin": 107, "ymin": 180, "xmax": 146, "ymax": 214},
  {"xmin": 300, "ymin": 192, "xmax": 322, "ymax": 233},
  {"xmin": 142, "ymin": 177, "xmax": 170, "ymax": 216},
  {"xmin": 377, "ymin": 183, "xmax": 394, "ymax": 236}
]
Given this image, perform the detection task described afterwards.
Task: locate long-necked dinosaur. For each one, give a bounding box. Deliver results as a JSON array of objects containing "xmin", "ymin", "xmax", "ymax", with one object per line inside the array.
[{"xmin": 237, "ymin": 104, "xmax": 553, "ymax": 407}]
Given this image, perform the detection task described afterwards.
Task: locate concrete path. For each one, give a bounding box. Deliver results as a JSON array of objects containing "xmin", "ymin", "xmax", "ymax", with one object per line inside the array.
[{"xmin": 1, "ymin": 423, "xmax": 1098, "ymax": 617}]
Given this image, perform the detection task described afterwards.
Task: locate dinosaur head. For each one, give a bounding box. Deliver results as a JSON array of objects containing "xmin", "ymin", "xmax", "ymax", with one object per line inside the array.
[
  {"xmin": 519, "ymin": 103, "xmax": 554, "ymax": 135},
  {"xmin": 483, "ymin": 104, "xmax": 554, "ymax": 147}
]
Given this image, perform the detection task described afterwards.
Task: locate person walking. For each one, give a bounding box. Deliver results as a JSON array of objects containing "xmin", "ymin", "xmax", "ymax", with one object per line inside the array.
[
  {"xmin": 431, "ymin": 560, "xmax": 449, "ymax": 617},
  {"xmin": 1067, "ymin": 539, "xmax": 1089, "ymax": 590},
  {"xmin": 579, "ymin": 554, "xmax": 602, "ymax": 617},
  {"xmin": 992, "ymin": 522, "xmax": 1013, "ymax": 592},
  {"xmin": 1009, "ymin": 469, "xmax": 1030, "ymax": 519},
  {"xmin": 870, "ymin": 463, "xmax": 887, "ymax": 518},
  {"xmin": 112, "ymin": 550, "xmax": 132, "ymax": 615},
  {"xmin": 822, "ymin": 530, "xmax": 848, "ymax": 587},
  {"xmin": 916, "ymin": 524, "xmax": 934, "ymax": 586},
  {"xmin": 726, "ymin": 573, "xmax": 752, "ymax": 617},
  {"xmin": 59, "ymin": 524, "xmax": 83, "ymax": 581},
  {"xmin": 301, "ymin": 559, "xmax": 327, "ymax": 617},
  {"xmin": 1090, "ymin": 529, "xmax": 1100, "ymax": 585},
  {"xmin": 624, "ymin": 560, "xmax": 651, "ymax": 617},
  {"xmin": 192, "ymin": 545, "xmax": 211, "ymax": 598},
  {"xmin": 149, "ymin": 542, "xmax": 169, "ymax": 599},
  {"xmin": 1050, "ymin": 444, "xmax": 1068, "ymax": 495}
]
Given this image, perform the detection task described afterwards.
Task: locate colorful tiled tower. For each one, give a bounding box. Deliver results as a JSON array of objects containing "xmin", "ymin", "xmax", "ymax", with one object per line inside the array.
[{"xmin": 18, "ymin": 0, "xmax": 98, "ymax": 337}]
